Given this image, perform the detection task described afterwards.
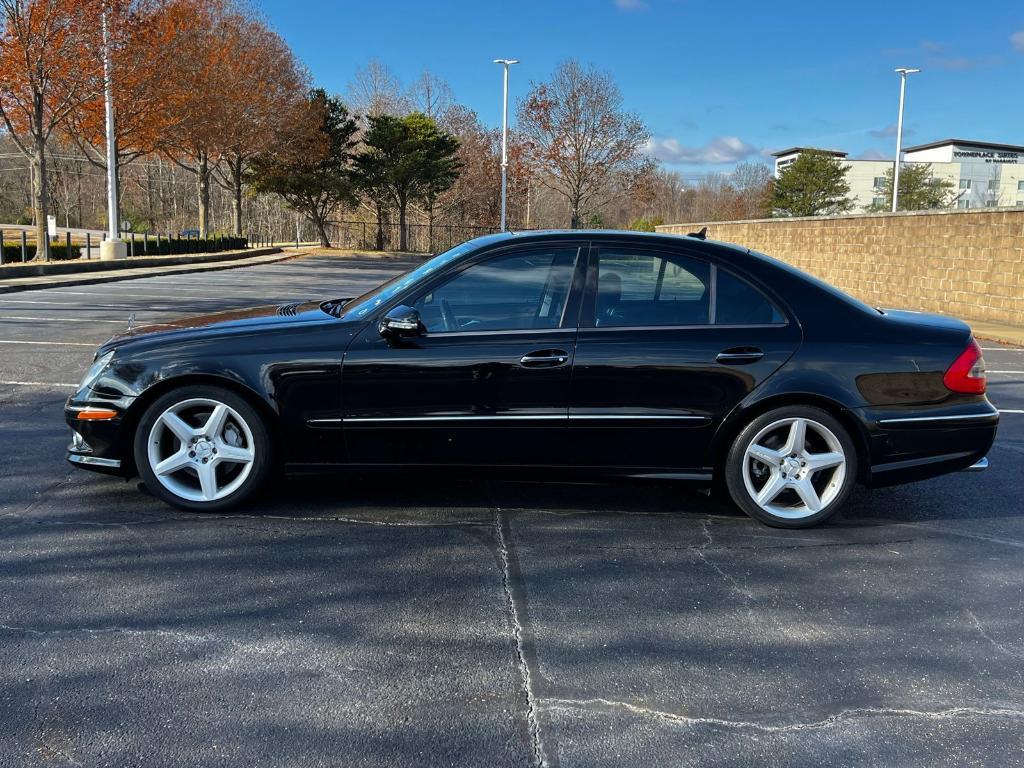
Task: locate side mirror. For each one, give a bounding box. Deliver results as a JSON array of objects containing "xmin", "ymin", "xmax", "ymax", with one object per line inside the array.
[{"xmin": 379, "ymin": 305, "xmax": 422, "ymax": 338}]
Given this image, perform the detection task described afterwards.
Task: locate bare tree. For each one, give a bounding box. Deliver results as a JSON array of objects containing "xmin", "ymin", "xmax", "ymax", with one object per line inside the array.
[
  {"xmin": 346, "ymin": 59, "xmax": 409, "ymax": 119},
  {"xmin": 518, "ymin": 59, "xmax": 649, "ymax": 228},
  {"xmin": 408, "ymin": 70, "xmax": 454, "ymax": 121}
]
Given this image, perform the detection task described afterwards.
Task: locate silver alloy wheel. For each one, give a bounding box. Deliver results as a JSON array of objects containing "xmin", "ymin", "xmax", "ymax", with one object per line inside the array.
[
  {"xmin": 741, "ymin": 416, "xmax": 846, "ymax": 520},
  {"xmin": 146, "ymin": 397, "xmax": 256, "ymax": 503}
]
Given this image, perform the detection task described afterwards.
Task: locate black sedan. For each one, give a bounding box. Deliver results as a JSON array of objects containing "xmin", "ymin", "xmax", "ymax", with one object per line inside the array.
[{"xmin": 65, "ymin": 230, "xmax": 997, "ymax": 527}]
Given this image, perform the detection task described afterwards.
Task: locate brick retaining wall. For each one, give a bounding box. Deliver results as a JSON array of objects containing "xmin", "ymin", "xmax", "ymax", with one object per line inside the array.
[{"xmin": 657, "ymin": 207, "xmax": 1024, "ymax": 327}]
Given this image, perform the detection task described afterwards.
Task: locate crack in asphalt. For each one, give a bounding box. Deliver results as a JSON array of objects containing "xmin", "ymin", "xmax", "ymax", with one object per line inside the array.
[
  {"xmin": 0, "ymin": 622, "xmax": 219, "ymax": 643},
  {"xmin": 493, "ymin": 508, "xmax": 548, "ymax": 768},
  {"xmin": 967, "ymin": 610, "xmax": 1024, "ymax": 660},
  {"xmin": 693, "ymin": 519, "xmax": 756, "ymax": 606},
  {"xmin": 543, "ymin": 696, "xmax": 1024, "ymax": 733}
]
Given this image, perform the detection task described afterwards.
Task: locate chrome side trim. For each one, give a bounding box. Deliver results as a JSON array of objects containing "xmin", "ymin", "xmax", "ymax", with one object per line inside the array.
[
  {"xmin": 344, "ymin": 414, "xmax": 567, "ymax": 423},
  {"xmin": 878, "ymin": 412, "xmax": 997, "ymax": 425},
  {"xmin": 67, "ymin": 453, "xmax": 121, "ymax": 468},
  {"xmin": 568, "ymin": 414, "xmax": 706, "ymax": 421},
  {"xmin": 328, "ymin": 414, "xmax": 708, "ymax": 425},
  {"xmin": 962, "ymin": 457, "xmax": 989, "ymax": 472}
]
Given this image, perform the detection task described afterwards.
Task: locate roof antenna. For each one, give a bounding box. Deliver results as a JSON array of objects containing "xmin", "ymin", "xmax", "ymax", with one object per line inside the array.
[{"xmin": 687, "ymin": 226, "xmax": 708, "ymax": 240}]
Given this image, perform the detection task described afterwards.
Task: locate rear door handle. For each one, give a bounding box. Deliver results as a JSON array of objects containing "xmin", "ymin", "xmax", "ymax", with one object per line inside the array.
[
  {"xmin": 716, "ymin": 347, "xmax": 764, "ymax": 365},
  {"xmin": 520, "ymin": 349, "xmax": 570, "ymax": 368}
]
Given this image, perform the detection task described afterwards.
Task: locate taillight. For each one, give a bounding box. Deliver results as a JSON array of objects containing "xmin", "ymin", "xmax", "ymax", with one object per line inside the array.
[{"xmin": 943, "ymin": 338, "xmax": 987, "ymax": 394}]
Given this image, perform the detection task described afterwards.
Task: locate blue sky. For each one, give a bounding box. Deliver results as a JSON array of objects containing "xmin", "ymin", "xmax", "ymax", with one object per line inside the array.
[{"xmin": 259, "ymin": 0, "xmax": 1024, "ymax": 178}]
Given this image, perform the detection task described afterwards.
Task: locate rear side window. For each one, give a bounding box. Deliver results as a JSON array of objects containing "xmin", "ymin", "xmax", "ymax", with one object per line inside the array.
[
  {"xmin": 595, "ymin": 250, "xmax": 711, "ymax": 327},
  {"xmin": 715, "ymin": 269, "xmax": 784, "ymax": 324},
  {"xmin": 591, "ymin": 249, "xmax": 783, "ymax": 327}
]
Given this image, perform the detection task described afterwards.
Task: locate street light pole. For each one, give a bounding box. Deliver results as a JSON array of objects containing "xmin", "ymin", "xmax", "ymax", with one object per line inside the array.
[
  {"xmin": 494, "ymin": 58, "xmax": 519, "ymax": 232},
  {"xmin": 892, "ymin": 67, "xmax": 920, "ymax": 213},
  {"xmin": 100, "ymin": 9, "xmax": 126, "ymax": 260}
]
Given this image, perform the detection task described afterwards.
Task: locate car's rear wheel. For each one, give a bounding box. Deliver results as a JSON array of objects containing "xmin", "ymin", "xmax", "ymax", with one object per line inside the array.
[
  {"xmin": 134, "ymin": 385, "xmax": 271, "ymax": 512},
  {"xmin": 725, "ymin": 405, "xmax": 857, "ymax": 528}
]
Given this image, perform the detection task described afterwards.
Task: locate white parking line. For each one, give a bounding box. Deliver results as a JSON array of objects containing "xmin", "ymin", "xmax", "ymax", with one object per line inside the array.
[
  {"xmin": 0, "ymin": 315, "xmax": 125, "ymax": 324},
  {"xmin": 998, "ymin": 409, "xmax": 1024, "ymax": 414},
  {"xmin": 988, "ymin": 370, "xmax": 1024, "ymax": 374},
  {"xmin": 981, "ymin": 347, "xmax": 1023, "ymax": 351},
  {"xmin": 0, "ymin": 380, "xmax": 77, "ymax": 388},
  {"xmin": 0, "ymin": 340, "xmax": 94, "ymax": 346}
]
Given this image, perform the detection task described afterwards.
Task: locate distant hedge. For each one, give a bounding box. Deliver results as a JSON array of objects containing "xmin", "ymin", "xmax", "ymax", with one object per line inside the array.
[
  {"xmin": 126, "ymin": 235, "xmax": 248, "ymax": 256},
  {"xmin": 0, "ymin": 236, "xmax": 248, "ymax": 264},
  {"xmin": 1, "ymin": 243, "xmax": 81, "ymax": 262}
]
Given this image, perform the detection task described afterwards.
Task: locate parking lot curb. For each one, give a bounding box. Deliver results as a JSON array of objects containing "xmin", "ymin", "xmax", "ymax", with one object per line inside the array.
[{"xmin": 0, "ymin": 249, "xmax": 313, "ymax": 294}]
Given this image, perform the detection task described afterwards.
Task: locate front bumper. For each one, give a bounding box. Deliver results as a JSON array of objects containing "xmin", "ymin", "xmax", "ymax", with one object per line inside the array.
[{"xmin": 65, "ymin": 397, "xmax": 134, "ymax": 477}]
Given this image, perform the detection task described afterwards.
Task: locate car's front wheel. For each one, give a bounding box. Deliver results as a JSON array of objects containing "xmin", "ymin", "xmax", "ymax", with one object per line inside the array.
[
  {"xmin": 725, "ymin": 405, "xmax": 857, "ymax": 528},
  {"xmin": 134, "ymin": 384, "xmax": 271, "ymax": 511}
]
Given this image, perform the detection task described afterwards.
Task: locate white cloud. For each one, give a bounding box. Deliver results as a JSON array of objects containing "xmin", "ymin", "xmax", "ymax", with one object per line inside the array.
[
  {"xmin": 857, "ymin": 148, "xmax": 891, "ymax": 161},
  {"xmin": 1012, "ymin": 30, "xmax": 1024, "ymax": 52},
  {"xmin": 644, "ymin": 136, "xmax": 760, "ymax": 165},
  {"xmin": 869, "ymin": 123, "xmax": 915, "ymax": 139},
  {"xmin": 614, "ymin": 0, "xmax": 648, "ymax": 10}
]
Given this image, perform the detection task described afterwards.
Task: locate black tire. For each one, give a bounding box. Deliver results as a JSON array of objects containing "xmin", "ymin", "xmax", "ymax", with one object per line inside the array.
[
  {"xmin": 724, "ymin": 405, "xmax": 858, "ymax": 528},
  {"xmin": 133, "ymin": 384, "xmax": 272, "ymax": 512}
]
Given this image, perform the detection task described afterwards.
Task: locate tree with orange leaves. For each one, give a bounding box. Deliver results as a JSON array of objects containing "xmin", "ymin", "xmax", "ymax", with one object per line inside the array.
[
  {"xmin": 0, "ymin": 0, "xmax": 103, "ymax": 258},
  {"xmin": 208, "ymin": 12, "xmax": 307, "ymax": 236},
  {"xmin": 160, "ymin": 1, "xmax": 305, "ymax": 237},
  {"xmin": 61, "ymin": 0, "xmax": 200, "ymax": 195}
]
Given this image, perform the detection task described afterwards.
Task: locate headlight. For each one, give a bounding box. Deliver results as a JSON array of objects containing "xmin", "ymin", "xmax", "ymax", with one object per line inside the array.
[{"xmin": 77, "ymin": 350, "xmax": 115, "ymax": 392}]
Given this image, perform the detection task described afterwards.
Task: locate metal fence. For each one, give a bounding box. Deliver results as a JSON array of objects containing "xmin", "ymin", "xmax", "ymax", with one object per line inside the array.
[{"xmin": 326, "ymin": 221, "xmax": 499, "ymax": 254}]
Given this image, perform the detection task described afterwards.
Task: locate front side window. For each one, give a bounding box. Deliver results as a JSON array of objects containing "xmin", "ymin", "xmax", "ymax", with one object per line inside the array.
[
  {"xmin": 594, "ymin": 250, "xmax": 710, "ymax": 327},
  {"xmin": 413, "ymin": 248, "xmax": 578, "ymax": 333}
]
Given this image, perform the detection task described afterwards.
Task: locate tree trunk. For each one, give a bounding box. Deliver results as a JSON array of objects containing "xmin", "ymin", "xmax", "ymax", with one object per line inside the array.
[
  {"xmin": 197, "ymin": 152, "xmax": 210, "ymax": 238},
  {"xmin": 31, "ymin": 134, "xmax": 50, "ymax": 261},
  {"xmin": 398, "ymin": 195, "xmax": 408, "ymax": 252},
  {"xmin": 375, "ymin": 201, "xmax": 385, "ymax": 251},
  {"xmin": 314, "ymin": 216, "xmax": 330, "ymax": 248},
  {"xmin": 230, "ymin": 155, "xmax": 243, "ymax": 236},
  {"xmin": 569, "ymin": 197, "xmax": 581, "ymax": 230}
]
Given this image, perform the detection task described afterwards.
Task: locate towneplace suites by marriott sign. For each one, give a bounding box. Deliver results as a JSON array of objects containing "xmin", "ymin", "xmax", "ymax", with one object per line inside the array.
[{"xmin": 953, "ymin": 149, "xmax": 1020, "ymax": 164}]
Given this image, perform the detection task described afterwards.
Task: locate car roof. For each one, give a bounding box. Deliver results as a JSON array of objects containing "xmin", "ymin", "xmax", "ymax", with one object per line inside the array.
[{"xmin": 471, "ymin": 228, "xmax": 751, "ymax": 256}]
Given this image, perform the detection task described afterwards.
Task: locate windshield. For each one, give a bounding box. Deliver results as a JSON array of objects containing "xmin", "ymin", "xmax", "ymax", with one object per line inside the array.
[{"xmin": 337, "ymin": 239, "xmax": 483, "ymax": 322}]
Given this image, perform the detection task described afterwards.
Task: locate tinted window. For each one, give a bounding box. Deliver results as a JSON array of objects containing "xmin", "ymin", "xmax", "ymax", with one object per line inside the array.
[
  {"xmin": 715, "ymin": 269, "xmax": 784, "ymax": 324},
  {"xmin": 414, "ymin": 248, "xmax": 578, "ymax": 332},
  {"xmin": 595, "ymin": 250, "xmax": 710, "ymax": 327}
]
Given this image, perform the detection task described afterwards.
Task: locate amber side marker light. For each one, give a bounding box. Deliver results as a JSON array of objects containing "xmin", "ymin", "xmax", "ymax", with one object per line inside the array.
[{"xmin": 76, "ymin": 408, "xmax": 119, "ymax": 421}]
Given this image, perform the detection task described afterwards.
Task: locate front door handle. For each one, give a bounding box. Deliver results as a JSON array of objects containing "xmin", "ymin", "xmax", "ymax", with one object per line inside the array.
[
  {"xmin": 716, "ymin": 347, "xmax": 764, "ymax": 365},
  {"xmin": 520, "ymin": 349, "xmax": 570, "ymax": 368}
]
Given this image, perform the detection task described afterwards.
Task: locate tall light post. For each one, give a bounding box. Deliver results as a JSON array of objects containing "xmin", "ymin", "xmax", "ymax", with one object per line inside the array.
[
  {"xmin": 494, "ymin": 58, "xmax": 519, "ymax": 232},
  {"xmin": 100, "ymin": 8, "xmax": 126, "ymax": 260},
  {"xmin": 891, "ymin": 67, "xmax": 921, "ymax": 213}
]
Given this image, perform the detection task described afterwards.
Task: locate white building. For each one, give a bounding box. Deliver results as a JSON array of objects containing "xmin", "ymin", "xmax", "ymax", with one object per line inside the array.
[{"xmin": 771, "ymin": 139, "xmax": 1024, "ymax": 212}]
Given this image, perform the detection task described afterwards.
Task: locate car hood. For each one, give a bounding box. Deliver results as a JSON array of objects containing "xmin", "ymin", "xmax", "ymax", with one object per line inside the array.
[{"xmin": 99, "ymin": 299, "xmax": 350, "ymax": 353}]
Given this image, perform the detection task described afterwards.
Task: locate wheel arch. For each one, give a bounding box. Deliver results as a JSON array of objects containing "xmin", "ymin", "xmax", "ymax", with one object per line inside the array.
[
  {"xmin": 711, "ymin": 392, "xmax": 871, "ymax": 484},
  {"xmin": 120, "ymin": 373, "xmax": 281, "ymax": 476}
]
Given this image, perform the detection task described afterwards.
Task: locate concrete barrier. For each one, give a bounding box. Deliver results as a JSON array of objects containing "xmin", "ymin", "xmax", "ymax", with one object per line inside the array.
[{"xmin": 657, "ymin": 207, "xmax": 1024, "ymax": 327}]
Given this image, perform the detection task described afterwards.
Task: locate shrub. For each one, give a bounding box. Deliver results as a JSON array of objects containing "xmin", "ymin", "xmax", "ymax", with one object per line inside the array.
[{"xmin": 0, "ymin": 243, "xmax": 81, "ymax": 263}]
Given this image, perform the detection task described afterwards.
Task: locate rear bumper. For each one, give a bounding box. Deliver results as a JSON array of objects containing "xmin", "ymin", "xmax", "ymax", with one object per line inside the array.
[{"xmin": 859, "ymin": 403, "xmax": 998, "ymax": 487}]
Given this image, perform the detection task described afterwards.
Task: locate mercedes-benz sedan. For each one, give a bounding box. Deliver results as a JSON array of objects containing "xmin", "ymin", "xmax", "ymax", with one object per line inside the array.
[{"xmin": 65, "ymin": 230, "xmax": 997, "ymax": 527}]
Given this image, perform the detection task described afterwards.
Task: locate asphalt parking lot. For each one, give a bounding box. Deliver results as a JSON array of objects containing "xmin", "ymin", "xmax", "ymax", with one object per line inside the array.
[{"xmin": 1, "ymin": 251, "xmax": 1023, "ymax": 767}]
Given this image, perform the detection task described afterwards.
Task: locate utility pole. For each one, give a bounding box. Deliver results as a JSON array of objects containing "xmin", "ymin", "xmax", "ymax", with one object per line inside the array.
[
  {"xmin": 100, "ymin": 9, "xmax": 126, "ymax": 260},
  {"xmin": 494, "ymin": 59, "xmax": 519, "ymax": 232},
  {"xmin": 892, "ymin": 67, "xmax": 921, "ymax": 213}
]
